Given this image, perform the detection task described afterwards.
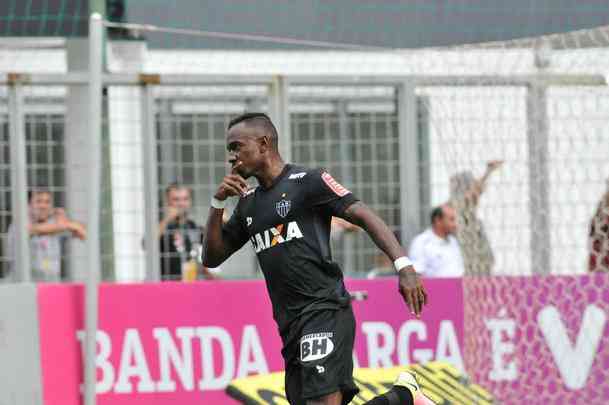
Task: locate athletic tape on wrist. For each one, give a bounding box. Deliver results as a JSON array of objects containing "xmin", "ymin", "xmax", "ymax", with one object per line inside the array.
[
  {"xmin": 393, "ymin": 256, "xmax": 413, "ymax": 272},
  {"xmin": 211, "ymin": 197, "xmax": 226, "ymax": 210}
]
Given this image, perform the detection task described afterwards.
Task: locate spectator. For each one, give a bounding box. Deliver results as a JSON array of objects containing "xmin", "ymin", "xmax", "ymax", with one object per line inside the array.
[
  {"xmin": 159, "ymin": 183, "xmax": 217, "ymax": 281},
  {"xmin": 450, "ymin": 160, "xmax": 503, "ymax": 276},
  {"xmin": 588, "ymin": 178, "xmax": 609, "ymax": 272},
  {"xmin": 7, "ymin": 189, "xmax": 86, "ymax": 282},
  {"xmin": 409, "ymin": 204, "xmax": 464, "ymax": 278}
]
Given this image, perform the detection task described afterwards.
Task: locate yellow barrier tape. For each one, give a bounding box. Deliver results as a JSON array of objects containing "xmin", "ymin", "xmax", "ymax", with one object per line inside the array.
[{"xmin": 226, "ymin": 362, "xmax": 493, "ymax": 404}]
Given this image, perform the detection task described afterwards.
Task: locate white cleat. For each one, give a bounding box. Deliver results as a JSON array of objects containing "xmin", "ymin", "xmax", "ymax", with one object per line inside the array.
[{"xmin": 393, "ymin": 371, "xmax": 436, "ymax": 405}]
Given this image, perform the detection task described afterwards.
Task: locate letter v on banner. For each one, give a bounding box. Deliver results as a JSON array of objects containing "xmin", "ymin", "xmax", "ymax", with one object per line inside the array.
[{"xmin": 537, "ymin": 304, "xmax": 607, "ymax": 390}]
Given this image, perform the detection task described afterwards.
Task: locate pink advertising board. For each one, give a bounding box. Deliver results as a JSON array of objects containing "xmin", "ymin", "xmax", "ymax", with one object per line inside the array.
[
  {"xmin": 37, "ymin": 278, "xmax": 463, "ymax": 405},
  {"xmin": 463, "ymin": 274, "xmax": 609, "ymax": 405}
]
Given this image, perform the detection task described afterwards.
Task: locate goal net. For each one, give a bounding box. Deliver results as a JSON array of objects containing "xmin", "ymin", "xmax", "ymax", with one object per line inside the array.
[{"xmin": 419, "ymin": 29, "xmax": 609, "ymax": 404}]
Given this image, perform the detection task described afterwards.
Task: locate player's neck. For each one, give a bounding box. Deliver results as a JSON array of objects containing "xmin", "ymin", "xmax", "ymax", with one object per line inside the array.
[{"xmin": 256, "ymin": 157, "xmax": 286, "ymax": 189}]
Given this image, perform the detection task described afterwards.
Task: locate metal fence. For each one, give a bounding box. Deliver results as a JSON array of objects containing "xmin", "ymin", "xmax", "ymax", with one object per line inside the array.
[
  {"xmin": 1, "ymin": 15, "xmax": 608, "ymax": 285},
  {"xmin": 0, "ymin": 87, "xmax": 72, "ymax": 281},
  {"xmin": 2, "ymin": 76, "xmax": 607, "ymax": 284}
]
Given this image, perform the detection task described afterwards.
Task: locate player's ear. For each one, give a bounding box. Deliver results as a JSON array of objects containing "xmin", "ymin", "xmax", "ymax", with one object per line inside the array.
[{"xmin": 258, "ymin": 135, "xmax": 271, "ymax": 153}]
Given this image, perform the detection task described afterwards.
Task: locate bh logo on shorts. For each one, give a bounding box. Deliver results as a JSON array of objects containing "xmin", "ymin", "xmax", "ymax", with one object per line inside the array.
[{"xmin": 300, "ymin": 332, "xmax": 334, "ymax": 362}]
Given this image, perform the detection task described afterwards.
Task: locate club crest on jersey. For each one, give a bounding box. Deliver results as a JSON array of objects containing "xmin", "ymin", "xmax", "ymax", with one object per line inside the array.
[
  {"xmin": 250, "ymin": 221, "xmax": 304, "ymax": 253},
  {"xmin": 276, "ymin": 199, "xmax": 291, "ymax": 218}
]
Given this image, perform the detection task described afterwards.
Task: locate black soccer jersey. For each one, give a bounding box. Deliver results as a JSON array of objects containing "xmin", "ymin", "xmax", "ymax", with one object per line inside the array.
[{"xmin": 222, "ymin": 164, "xmax": 359, "ymax": 337}]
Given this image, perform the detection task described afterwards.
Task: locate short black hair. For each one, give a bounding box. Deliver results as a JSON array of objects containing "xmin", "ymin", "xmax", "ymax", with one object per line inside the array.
[
  {"xmin": 28, "ymin": 188, "xmax": 52, "ymax": 202},
  {"xmin": 228, "ymin": 112, "xmax": 279, "ymax": 150},
  {"xmin": 430, "ymin": 206, "xmax": 444, "ymax": 225}
]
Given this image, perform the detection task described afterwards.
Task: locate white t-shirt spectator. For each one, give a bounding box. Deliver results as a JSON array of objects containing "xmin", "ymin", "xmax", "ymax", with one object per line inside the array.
[{"xmin": 409, "ymin": 229, "xmax": 464, "ymax": 278}]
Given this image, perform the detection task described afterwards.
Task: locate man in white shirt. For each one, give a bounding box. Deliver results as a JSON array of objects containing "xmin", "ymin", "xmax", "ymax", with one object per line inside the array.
[{"xmin": 409, "ymin": 204, "xmax": 464, "ymax": 278}]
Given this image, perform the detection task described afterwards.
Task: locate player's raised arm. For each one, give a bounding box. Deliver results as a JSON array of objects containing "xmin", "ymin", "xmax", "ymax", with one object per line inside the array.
[
  {"xmin": 341, "ymin": 202, "xmax": 428, "ymax": 317},
  {"xmin": 202, "ymin": 163, "xmax": 249, "ymax": 267}
]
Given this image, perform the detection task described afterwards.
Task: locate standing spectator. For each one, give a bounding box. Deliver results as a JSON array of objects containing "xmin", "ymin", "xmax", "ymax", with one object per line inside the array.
[
  {"xmin": 450, "ymin": 160, "xmax": 503, "ymax": 276},
  {"xmin": 159, "ymin": 183, "xmax": 217, "ymax": 281},
  {"xmin": 7, "ymin": 189, "xmax": 86, "ymax": 282},
  {"xmin": 589, "ymin": 178, "xmax": 609, "ymax": 272},
  {"xmin": 409, "ymin": 204, "xmax": 464, "ymax": 278}
]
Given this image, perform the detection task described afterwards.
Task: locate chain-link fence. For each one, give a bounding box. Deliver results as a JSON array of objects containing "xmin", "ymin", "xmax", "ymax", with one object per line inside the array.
[
  {"xmin": 0, "ymin": 94, "xmax": 9, "ymax": 280},
  {"xmin": 2, "ymin": 86, "xmax": 70, "ymax": 281}
]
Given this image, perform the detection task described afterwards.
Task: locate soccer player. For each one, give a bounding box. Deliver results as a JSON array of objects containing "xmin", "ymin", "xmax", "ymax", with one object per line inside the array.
[{"xmin": 202, "ymin": 113, "xmax": 431, "ymax": 405}]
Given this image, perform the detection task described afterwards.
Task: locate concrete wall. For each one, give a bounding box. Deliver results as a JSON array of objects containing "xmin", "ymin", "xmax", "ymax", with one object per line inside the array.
[{"xmin": 0, "ymin": 284, "xmax": 43, "ymax": 405}]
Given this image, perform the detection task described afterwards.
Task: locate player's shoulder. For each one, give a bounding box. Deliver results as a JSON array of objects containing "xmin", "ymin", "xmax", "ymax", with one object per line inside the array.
[
  {"xmin": 235, "ymin": 186, "xmax": 258, "ymax": 210},
  {"xmin": 280, "ymin": 165, "xmax": 322, "ymax": 189},
  {"xmin": 285, "ymin": 165, "xmax": 319, "ymax": 180},
  {"xmin": 287, "ymin": 165, "xmax": 334, "ymax": 182},
  {"xmin": 243, "ymin": 186, "xmax": 257, "ymax": 198},
  {"xmin": 292, "ymin": 166, "xmax": 342, "ymax": 192}
]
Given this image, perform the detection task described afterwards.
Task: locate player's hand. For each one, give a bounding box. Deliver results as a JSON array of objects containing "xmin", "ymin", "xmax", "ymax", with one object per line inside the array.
[
  {"xmin": 214, "ymin": 161, "xmax": 248, "ymax": 200},
  {"xmin": 398, "ymin": 266, "xmax": 427, "ymax": 318}
]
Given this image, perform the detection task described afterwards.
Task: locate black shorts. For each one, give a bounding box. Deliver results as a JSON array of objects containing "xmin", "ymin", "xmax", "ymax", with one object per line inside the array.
[{"xmin": 282, "ymin": 306, "xmax": 359, "ymax": 405}]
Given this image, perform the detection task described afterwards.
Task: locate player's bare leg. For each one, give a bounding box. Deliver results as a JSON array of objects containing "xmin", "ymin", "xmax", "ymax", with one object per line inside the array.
[{"xmin": 305, "ymin": 371, "xmax": 434, "ymax": 405}]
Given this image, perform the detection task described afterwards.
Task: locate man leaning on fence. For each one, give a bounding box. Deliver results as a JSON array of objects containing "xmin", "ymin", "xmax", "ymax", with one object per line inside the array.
[{"xmin": 6, "ymin": 189, "xmax": 87, "ymax": 282}]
